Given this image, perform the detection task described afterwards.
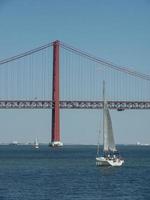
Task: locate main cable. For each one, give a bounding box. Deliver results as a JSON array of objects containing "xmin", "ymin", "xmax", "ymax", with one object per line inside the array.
[{"xmin": 60, "ymin": 42, "xmax": 150, "ymax": 81}]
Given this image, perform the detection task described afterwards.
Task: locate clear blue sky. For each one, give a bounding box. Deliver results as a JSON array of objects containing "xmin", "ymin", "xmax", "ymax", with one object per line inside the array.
[{"xmin": 0, "ymin": 0, "xmax": 150, "ymax": 144}]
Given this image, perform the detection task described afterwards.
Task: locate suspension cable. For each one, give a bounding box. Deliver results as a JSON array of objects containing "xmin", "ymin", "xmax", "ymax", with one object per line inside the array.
[
  {"xmin": 0, "ymin": 40, "xmax": 150, "ymax": 82},
  {"xmin": 60, "ymin": 41, "xmax": 150, "ymax": 81},
  {"xmin": 0, "ymin": 42, "xmax": 53, "ymax": 65}
]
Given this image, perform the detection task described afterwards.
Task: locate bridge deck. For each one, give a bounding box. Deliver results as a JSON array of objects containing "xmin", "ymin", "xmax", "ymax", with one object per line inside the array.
[{"xmin": 0, "ymin": 100, "xmax": 149, "ymax": 109}]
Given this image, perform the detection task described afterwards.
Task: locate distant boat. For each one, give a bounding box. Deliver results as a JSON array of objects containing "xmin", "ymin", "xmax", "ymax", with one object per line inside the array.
[
  {"xmin": 34, "ymin": 138, "xmax": 39, "ymax": 149},
  {"xmin": 96, "ymin": 81, "xmax": 124, "ymax": 167},
  {"xmin": 136, "ymin": 142, "xmax": 150, "ymax": 146},
  {"xmin": 9, "ymin": 141, "xmax": 19, "ymax": 146}
]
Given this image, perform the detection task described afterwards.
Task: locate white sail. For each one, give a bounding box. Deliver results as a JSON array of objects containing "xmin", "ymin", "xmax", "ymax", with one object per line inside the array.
[
  {"xmin": 34, "ymin": 137, "xmax": 39, "ymax": 148},
  {"xmin": 103, "ymin": 81, "xmax": 116, "ymax": 152},
  {"xmin": 103, "ymin": 101, "xmax": 116, "ymax": 152},
  {"xmin": 35, "ymin": 138, "xmax": 38, "ymax": 146}
]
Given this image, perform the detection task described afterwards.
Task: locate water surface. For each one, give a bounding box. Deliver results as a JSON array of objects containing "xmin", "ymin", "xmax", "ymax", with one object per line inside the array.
[{"xmin": 0, "ymin": 145, "xmax": 149, "ymax": 200}]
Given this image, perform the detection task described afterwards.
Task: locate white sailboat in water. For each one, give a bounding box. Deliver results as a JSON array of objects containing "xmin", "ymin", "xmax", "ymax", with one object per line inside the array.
[
  {"xmin": 96, "ymin": 81, "xmax": 124, "ymax": 167},
  {"xmin": 34, "ymin": 137, "xmax": 39, "ymax": 149}
]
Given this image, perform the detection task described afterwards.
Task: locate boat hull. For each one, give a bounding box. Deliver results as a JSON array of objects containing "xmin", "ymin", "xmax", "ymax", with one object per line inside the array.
[{"xmin": 96, "ymin": 157, "xmax": 124, "ymax": 167}]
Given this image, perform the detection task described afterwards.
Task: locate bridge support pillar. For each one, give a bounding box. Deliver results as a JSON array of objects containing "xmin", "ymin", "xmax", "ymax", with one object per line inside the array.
[{"xmin": 50, "ymin": 40, "xmax": 63, "ymax": 147}]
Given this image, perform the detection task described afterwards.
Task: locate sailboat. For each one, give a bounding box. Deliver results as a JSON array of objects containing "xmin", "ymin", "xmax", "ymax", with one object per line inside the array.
[
  {"xmin": 96, "ymin": 81, "xmax": 124, "ymax": 167},
  {"xmin": 34, "ymin": 137, "xmax": 39, "ymax": 149}
]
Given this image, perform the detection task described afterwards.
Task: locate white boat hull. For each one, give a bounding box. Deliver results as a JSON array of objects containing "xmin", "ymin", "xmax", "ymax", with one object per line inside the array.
[{"xmin": 96, "ymin": 157, "xmax": 124, "ymax": 167}]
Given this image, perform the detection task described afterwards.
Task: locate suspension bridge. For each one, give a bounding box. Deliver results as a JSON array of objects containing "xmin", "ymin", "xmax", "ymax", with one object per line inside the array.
[{"xmin": 0, "ymin": 40, "xmax": 150, "ymax": 146}]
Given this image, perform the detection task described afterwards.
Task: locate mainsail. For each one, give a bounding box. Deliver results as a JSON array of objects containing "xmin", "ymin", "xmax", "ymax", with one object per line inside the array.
[
  {"xmin": 103, "ymin": 81, "xmax": 116, "ymax": 152},
  {"xmin": 103, "ymin": 101, "xmax": 116, "ymax": 152}
]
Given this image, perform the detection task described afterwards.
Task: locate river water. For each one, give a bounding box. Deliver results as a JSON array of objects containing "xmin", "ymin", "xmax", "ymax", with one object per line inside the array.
[{"xmin": 0, "ymin": 145, "xmax": 149, "ymax": 200}]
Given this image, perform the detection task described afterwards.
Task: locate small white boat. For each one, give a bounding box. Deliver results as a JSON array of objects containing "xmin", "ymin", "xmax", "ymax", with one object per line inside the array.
[
  {"xmin": 96, "ymin": 155, "xmax": 124, "ymax": 167},
  {"xmin": 96, "ymin": 81, "xmax": 124, "ymax": 167},
  {"xmin": 34, "ymin": 138, "xmax": 39, "ymax": 149}
]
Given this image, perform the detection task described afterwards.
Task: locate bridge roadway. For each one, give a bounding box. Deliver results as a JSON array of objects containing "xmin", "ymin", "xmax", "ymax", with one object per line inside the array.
[{"xmin": 0, "ymin": 100, "xmax": 150, "ymax": 110}]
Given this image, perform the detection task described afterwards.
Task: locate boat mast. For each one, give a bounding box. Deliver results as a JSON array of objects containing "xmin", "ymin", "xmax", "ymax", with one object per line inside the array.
[
  {"xmin": 103, "ymin": 80, "xmax": 106, "ymax": 153},
  {"xmin": 96, "ymin": 130, "xmax": 101, "ymax": 156}
]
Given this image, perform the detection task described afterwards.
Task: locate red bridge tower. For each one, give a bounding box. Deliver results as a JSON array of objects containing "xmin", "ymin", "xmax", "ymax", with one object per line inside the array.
[{"xmin": 50, "ymin": 40, "xmax": 63, "ymax": 147}]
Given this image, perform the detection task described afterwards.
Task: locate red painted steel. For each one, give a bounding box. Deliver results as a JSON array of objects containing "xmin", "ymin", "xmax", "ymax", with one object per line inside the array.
[{"xmin": 51, "ymin": 40, "xmax": 60, "ymax": 143}]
